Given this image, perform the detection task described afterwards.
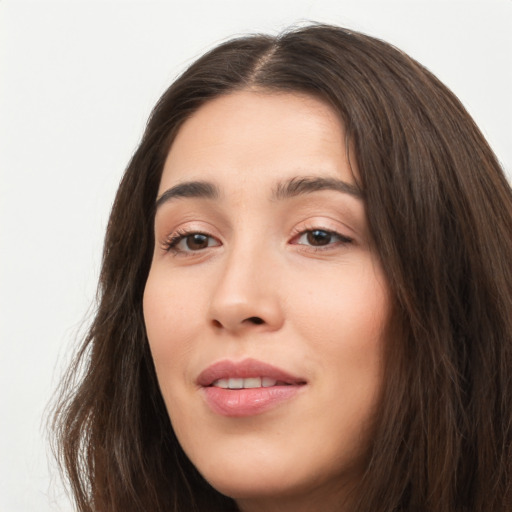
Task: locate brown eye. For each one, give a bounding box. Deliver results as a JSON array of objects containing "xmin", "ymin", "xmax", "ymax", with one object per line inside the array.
[
  {"xmin": 165, "ymin": 232, "xmax": 220, "ymax": 254},
  {"xmin": 186, "ymin": 233, "xmax": 210, "ymax": 250},
  {"xmin": 306, "ymin": 230, "xmax": 332, "ymax": 246}
]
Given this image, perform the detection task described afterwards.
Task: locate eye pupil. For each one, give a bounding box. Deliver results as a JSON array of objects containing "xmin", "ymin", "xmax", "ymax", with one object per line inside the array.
[
  {"xmin": 186, "ymin": 234, "xmax": 209, "ymax": 250},
  {"xmin": 307, "ymin": 230, "xmax": 331, "ymax": 246}
]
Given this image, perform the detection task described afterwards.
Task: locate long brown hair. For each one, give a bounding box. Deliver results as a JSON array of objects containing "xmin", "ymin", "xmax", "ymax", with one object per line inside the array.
[{"xmin": 51, "ymin": 24, "xmax": 512, "ymax": 511}]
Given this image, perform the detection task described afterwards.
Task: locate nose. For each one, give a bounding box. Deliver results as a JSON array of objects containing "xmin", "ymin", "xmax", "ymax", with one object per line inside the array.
[{"xmin": 208, "ymin": 244, "xmax": 285, "ymax": 334}]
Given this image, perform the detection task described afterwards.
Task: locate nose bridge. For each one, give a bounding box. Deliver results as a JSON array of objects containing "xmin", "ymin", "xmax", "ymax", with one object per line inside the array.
[{"xmin": 209, "ymin": 233, "xmax": 283, "ymax": 332}]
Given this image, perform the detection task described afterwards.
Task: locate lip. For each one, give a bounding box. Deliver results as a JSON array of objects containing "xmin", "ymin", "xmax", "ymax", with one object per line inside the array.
[
  {"xmin": 197, "ymin": 358, "xmax": 306, "ymax": 386},
  {"xmin": 197, "ymin": 358, "xmax": 307, "ymax": 417}
]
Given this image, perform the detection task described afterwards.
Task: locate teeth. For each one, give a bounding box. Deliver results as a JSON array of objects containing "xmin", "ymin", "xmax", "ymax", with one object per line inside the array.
[
  {"xmin": 214, "ymin": 378, "xmax": 229, "ymax": 389},
  {"xmin": 212, "ymin": 377, "xmax": 278, "ymax": 389},
  {"xmin": 262, "ymin": 377, "xmax": 277, "ymax": 387},
  {"xmin": 244, "ymin": 377, "xmax": 262, "ymax": 388},
  {"xmin": 228, "ymin": 378, "xmax": 244, "ymax": 389}
]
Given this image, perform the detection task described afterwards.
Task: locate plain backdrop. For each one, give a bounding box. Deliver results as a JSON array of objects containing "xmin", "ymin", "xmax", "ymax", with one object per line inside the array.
[{"xmin": 1, "ymin": 1, "xmax": 511, "ymax": 510}]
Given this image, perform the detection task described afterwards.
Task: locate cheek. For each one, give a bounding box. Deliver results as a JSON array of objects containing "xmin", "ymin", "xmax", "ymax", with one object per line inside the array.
[
  {"xmin": 142, "ymin": 268, "xmax": 203, "ymax": 387},
  {"xmin": 290, "ymin": 260, "xmax": 389, "ymax": 410},
  {"xmin": 292, "ymin": 259, "xmax": 389, "ymax": 347}
]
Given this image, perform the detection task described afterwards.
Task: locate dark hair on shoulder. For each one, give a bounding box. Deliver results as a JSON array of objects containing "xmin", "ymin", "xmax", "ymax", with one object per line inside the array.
[{"xmin": 51, "ymin": 23, "xmax": 512, "ymax": 512}]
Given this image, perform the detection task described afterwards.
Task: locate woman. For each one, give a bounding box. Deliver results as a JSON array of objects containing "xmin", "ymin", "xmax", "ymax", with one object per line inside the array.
[{"xmin": 52, "ymin": 24, "xmax": 512, "ymax": 511}]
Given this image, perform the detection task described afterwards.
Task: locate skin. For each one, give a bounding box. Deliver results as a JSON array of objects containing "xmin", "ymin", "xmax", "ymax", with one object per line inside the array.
[{"xmin": 143, "ymin": 90, "xmax": 390, "ymax": 512}]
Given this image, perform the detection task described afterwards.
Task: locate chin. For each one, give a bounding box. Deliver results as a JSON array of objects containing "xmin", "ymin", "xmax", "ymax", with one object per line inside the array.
[
  {"xmin": 208, "ymin": 479, "xmax": 282, "ymax": 502},
  {"xmin": 189, "ymin": 443, "xmax": 359, "ymax": 507},
  {"xmin": 185, "ymin": 443, "xmax": 307, "ymax": 500}
]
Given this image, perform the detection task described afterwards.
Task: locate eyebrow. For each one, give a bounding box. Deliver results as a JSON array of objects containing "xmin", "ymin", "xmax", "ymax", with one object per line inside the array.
[
  {"xmin": 272, "ymin": 176, "xmax": 364, "ymax": 200},
  {"xmin": 155, "ymin": 181, "xmax": 219, "ymax": 210},
  {"xmin": 155, "ymin": 175, "xmax": 363, "ymax": 210}
]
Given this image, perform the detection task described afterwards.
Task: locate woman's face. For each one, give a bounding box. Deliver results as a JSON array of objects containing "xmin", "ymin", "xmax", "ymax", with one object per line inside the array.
[{"xmin": 143, "ymin": 90, "xmax": 390, "ymax": 511}]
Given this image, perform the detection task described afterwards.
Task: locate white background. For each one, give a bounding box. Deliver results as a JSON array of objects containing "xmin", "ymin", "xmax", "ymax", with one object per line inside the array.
[{"xmin": 1, "ymin": 1, "xmax": 511, "ymax": 510}]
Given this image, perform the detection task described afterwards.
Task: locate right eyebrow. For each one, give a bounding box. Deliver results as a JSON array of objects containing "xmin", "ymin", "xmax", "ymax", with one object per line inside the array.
[{"xmin": 155, "ymin": 181, "xmax": 219, "ymax": 210}]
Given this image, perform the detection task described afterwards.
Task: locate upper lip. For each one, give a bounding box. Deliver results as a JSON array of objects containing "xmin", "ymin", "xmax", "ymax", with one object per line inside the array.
[{"xmin": 197, "ymin": 358, "xmax": 307, "ymax": 387}]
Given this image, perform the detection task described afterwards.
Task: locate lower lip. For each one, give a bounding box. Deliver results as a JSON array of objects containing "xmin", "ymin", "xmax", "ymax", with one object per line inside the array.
[{"xmin": 202, "ymin": 385, "xmax": 303, "ymax": 417}]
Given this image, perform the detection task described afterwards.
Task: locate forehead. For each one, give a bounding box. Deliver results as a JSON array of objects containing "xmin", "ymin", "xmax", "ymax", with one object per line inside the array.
[{"xmin": 160, "ymin": 90, "xmax": 355, "ymax": 193}]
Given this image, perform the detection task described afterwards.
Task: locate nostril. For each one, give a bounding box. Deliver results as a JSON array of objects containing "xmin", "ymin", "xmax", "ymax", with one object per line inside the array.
[
  {"xmin": 247, "ymin": 316, "xmax": 264, "ymax": 325},
  {"xmin": 211, "ymin": 316, "xmax": 268, "ymax": 329}
]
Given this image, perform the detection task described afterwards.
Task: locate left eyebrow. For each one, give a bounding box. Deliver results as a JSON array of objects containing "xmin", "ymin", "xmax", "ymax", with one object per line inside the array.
[{"xmin": 272, "ymin": 176, "xmax": 364, "ymax": 200}]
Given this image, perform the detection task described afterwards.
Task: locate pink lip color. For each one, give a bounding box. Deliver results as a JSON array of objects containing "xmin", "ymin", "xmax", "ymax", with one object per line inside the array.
[{"xmin": 197, "ymin": 358, "xmax": 306, "ymax": 417}]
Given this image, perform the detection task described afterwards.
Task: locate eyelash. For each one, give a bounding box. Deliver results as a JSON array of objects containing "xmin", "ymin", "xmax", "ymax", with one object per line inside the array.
[
  {"xmin": 161, "ymin": 229, "xmax": 219, "ymax": 255},
  {"xmin": 162, "ymin": 227, "xmax": 353, "ymax": 256},
  {"xmin": 290, "ymin": 227, "xmax": 353, "ymax": 251}
]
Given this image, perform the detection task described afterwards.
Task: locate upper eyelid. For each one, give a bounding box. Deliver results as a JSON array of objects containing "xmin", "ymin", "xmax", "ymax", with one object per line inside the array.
[
  {"xmin": 161, "ymin": 219, "xmax": 353, "ymax": 240},
  {"xmin": 295, "ymin": 228, "xmax": 350, "ymax": 238},
  {"xmin": 157, "ymin": 212, "xmax": 359, "ymax": 249},
  {"xmin": 290, "ymin": 219, "xmax": 354, "ymax": 237},
  {"xmin": 159, "ymin": 222, "xmax": 221, "ymax": 242}
]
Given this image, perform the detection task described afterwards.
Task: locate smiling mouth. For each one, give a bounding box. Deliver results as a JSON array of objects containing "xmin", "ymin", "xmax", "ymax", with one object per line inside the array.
[{"xmin": 198, "ymin": 359, "xmax": 306, "ymax": 417}]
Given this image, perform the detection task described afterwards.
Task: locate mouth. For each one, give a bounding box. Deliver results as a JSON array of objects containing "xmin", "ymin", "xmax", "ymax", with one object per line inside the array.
[
  {"xmin": 197, "ymin": 358, "xmax": 307, "ymax": 417},
  {"xmin": 197, "ymin": 358, "xmax": 306, "ymax": 387},
  {"xmin": 211, "ymin": 377, "xmax": 295, "ymax": 389}
]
